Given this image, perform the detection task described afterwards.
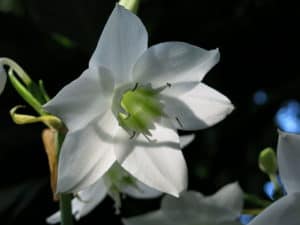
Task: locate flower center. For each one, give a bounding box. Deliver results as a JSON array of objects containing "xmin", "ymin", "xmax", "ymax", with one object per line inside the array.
[{"xmin": 115, "ymin": 83, "xmax": 166, "ymax": 138}]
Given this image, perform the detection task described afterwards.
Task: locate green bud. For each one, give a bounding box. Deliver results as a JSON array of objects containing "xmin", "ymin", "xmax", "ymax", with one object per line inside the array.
[
  {"xmin": 259, "ymin": 147, "xmax": 278, "ymax": 175},
  {"xmin": 119, "ymin": 0, "xmax": 140, "ymax": 14}
]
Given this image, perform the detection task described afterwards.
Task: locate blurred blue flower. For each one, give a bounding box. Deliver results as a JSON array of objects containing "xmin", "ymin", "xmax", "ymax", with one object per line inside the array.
[
  {"xmin": 275, "ymin": 100, "xmax": 300, "ymax": 133},
  {"xmin": 253, "ymin": 90, "xmax": 268, "ymax": 105},
  {"xmin": 264, "ymin": 181, "xmax": 275, "ymax": 200},
  {"xmin": 263, "ymin": 177, "xmax": 286, "ymax": 200},
  {"xmin": 240, "ymin": 214, "xmax": 254, "ymax": 225}
]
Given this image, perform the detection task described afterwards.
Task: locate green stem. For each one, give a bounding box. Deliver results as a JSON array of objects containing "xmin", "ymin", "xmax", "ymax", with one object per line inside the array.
[
  {"xmin": 8, "ymin": 68, "xmax": 46, "ymax": 115},
  {"xmin": 0, "ymin": 57, "xmax": 32, "ymax": 85},
  {"xmin": 269, "ymin": 173, "xmax": 283, "ymax": 199},
  {"xmin": 59, "ymin": 194, "xmax": 73, "ymax": 225},
  {"xmin": 56, "ymin": 128, "xmax": 73, "ymax": 225},
  {"xmin": 244, "ymin": 193, "xmax": 271, "ymax": 208},
  {"xmin": 242, "ymin": 208, "xmax": 264, "ymax": 215}
]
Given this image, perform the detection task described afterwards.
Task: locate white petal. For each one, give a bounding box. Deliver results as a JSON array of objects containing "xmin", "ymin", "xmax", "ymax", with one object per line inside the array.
[
  {"xmin": 0, "ymin": 65, "xmax": 7, "ymax": 94},
  {"xmin": 277, "ymin": 130, "xmax": 300, "ymax": 194},
  {"xmin": 46, "ymin": 179, "xmax": 107, "ymax": 224},
  {"xmin": 179, "ymin": 134, "xmax": 195, "ymax": 149},
  {"xmin": 205, "ymin": 182, "xmax": 244, "ymax": 218},
  {"xmin": 89, "ymin": 4, "xmax": 148, "ymax": 85},
  {"xmin": 133, "ymin": 42, "xmax": 219, "ymax": 88},
  {"xmin": 46, "ymin": 211, "xmax": 61, "ymax": 224},
  {"xmin": 57, "ymin": 111, "xmax": 118, "ymax": 193},
  {"xmin": 161, "ymin": 191, "xmax": 207, "ymax": 224},
  {"xmin": 73, "ymin": 178, "xmax": 108, "ymax": 220},
  {"xmin": 162, "ymin": 82, "xmax": 234, "ymax": 130},
  {"xmin": 248, "ymin": 193, "xmax": 300, "ymax": 225},
  {"xmin": 123, "ymin": 211, "xmax": 173, "ymax": 225},
  {"xmin": 44, "ymin": 67, "xmax": 114, "ymax": 132},
  {"xmin": 122, "ymin": 180, "xmax": 162, "ymax": 199},
  {"xmin": 114, "ymin": 122, "xmax": 187, "ymax": 197},
  {"xmin": 161, "ymin": 191, "xmax": 239, "ymax": 224},
  {"xmin": 161, "ymin": 82, "xmax": 199, "ymax": 97}
]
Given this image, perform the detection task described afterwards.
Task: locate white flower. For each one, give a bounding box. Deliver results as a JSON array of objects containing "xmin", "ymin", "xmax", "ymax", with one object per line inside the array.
[
  {"xmin": 44, "ymin": 4, "xmax": 233, "ymax": 197},
  {"xmin": 46, "ymin": 134, "xmax": 195, "ymax": 224},
  {"xmin": 247, "ymin": 131, "xmax": 300, "ymax": 225},
  {"xmin": 123, "ymin": 182, "xmax": 244, "ymax": 225},
  {"xmin": 46, "ymin": 165, "xmax": 161, "ymax": 224},
  {"xmin": 0, "ymin": 64, "xmax": 7, "ymax": 94}
]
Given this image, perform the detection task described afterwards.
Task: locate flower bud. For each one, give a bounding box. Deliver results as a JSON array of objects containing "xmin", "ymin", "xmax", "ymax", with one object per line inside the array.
[{"xmin": 259, "ymin": 147, "xmax": 278, "ymax": 175}]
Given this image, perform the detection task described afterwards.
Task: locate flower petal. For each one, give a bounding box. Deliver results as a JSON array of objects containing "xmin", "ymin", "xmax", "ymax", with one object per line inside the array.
[
  {"xmin": 0, "ymin": 65, "xmax": 7, "ymax": 94},
  {"xmin": 122, "ymin": 180, "xmax": 162, "ymax": 199},
  {"xmin": 44, "ymin": 67, "xmax": 114, "ymax": 132},
  {"xmin": 162, "ymin": 82, "xmax": 234, "ymax": 130},
  {"xmin": 179, "ymin": 134, "xmax": 195, "ymax": 149},
  {"xmin": 133, "ymin": 42, "xmax": 219, "ymax": 88},
  {"xmin": 89, "ymin": 4, "xmax": 148, "ymax": 85},
  {"xmin": 57, "ymin": 111, "xmax": 118, "ymax": 193},
  {"xmin": 113, "ymin": 121, "xmax": 187, "ymax": 197},
  {"xmin": 73, "ymin": 178, "xmax": 108, "ymax": 220},
  {"xmin": 248, "ymin": 193, "xmax": 300, "ymax": 225},
  {"xmin": 277, "ymin": 130, "xmax": 300, "ymax": 194},
  {"xmin": 46, "ymin": 211, "xmax": 61, "ymax": 224},
  {"xmin": 123, "ymin": 211, "xmax": 173, "ymax": 225},
  {"xmin": 162, "ymin": 191, "xmax": 240, "ymax": 224},
  {"xmin": 46, "ymin": 179, "xmax": 107, "ymax": 224},
  {"xmin": 205, "ymin": 182, "xmax": 244, "ymax": 218},
  {"xmin": 161, "ymin": 191, "xmax": 207, "ymax": 224}
]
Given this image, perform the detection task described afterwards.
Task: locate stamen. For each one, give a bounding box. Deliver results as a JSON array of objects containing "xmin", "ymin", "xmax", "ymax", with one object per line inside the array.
[
  {"xmin": 75, "ymin": 193, "xmax": 89, "ymax": 203},
  {"xmin": 129, "ymin": 131, "xmax": 136, "ymax": 139},
  {"xmin": 132, "ymin": 82, "xmax": 139, "ymax": 91},
  {"xmin": 143, "ymin": 133, "xmax": 157, "ymax": 143},
  {"xmin": 176, "ymin": 117, "xmax": 183, "ymax": 128},
  {"xmin": 156, "ymin": 82, "xmax": 172, "ymax": 93}
]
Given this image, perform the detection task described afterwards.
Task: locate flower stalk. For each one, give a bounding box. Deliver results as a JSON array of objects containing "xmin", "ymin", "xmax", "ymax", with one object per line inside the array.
[
  {"xmin": 59, "ymin": 194, "xmax": 73, "ymax": 225},
  {"xmin": 56, "ymin": 126, "xmax": 73, "ymax": 225}
]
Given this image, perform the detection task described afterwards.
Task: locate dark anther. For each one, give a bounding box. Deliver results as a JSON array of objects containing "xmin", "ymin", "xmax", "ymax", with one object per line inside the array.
[
  {"xmin": 130, "ymin": 131, "xmax": 136, "ymax": 139},
  {"xmin": 143, "ymin": 133, "xmax": 157, "ymax": 143},
  {"xmin": 176, "ymin": 117, "xmax": 183, "ymax": 128},
  {"xmin": 166, "ymin": 82, "xmax": 171, "ymax": 88},
  {"xmin": 132, "ymin": 83, "xmax": 139, "ymax": 91}
]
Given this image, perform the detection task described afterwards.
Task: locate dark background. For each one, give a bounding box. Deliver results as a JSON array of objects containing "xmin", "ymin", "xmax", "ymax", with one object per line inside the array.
[{"xmin": 0, "ymin": 0, "xmax": 299, "ymax": 224}]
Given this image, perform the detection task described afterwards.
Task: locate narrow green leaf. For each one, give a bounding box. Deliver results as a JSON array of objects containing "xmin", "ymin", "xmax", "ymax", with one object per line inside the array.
[{"xmin": 8, "ymin": 69, "xmax": 46, "ymax": 115}]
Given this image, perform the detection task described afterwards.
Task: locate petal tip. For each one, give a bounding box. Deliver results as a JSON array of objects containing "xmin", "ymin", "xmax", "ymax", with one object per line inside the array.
[{"xmin": 227, "ymin": 102, "xmax": 235, "ymax": 114}]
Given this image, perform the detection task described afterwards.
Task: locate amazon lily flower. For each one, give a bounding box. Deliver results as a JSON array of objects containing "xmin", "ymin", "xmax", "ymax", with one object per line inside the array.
[
  {"xmin": 44, "ymin": 4, "xmax": 233, "ymax": 196},
  {"xmin": 123, "ymin": 182, "xmax": 244, "ymax": 225},
  {"xmin": 47, "ymin": 164, "xmax": 162, "ymax": 224},
  {"xmin": 247, "ymin": 131, "xmax": 300, "ymax": 225},
  {"xmin": 46, "ymin": 135, "xmax": 195, "ymax": 224}
]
